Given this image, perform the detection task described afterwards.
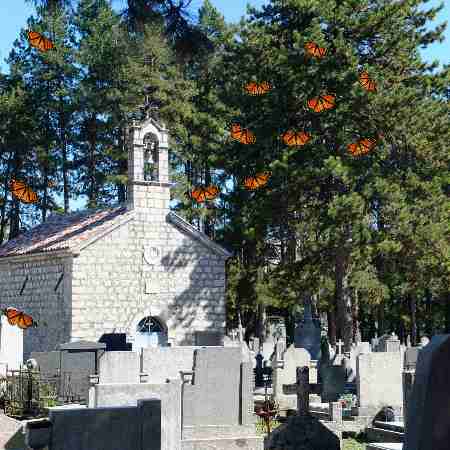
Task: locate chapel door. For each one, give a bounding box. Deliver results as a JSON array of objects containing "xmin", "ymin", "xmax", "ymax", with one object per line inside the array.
[{"xmin": 134, "ymin": 316, "xmax": 168, "ymax": 350}]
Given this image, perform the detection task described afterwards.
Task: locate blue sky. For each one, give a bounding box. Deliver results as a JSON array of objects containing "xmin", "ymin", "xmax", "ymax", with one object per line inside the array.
[
  {"xmin": 0, "ymin": 0, "xmax": 448, "ymax": 211},
  {"xmin": 1, "ymin": 0, "xmax": 449, "ymax": 72}
]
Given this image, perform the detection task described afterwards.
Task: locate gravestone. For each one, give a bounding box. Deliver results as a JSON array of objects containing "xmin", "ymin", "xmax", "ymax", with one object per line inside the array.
[
  {"xmin": 267, "ymin": 366, "xmax": 341, "ymax": 450},
  {"xmin": 404, "ymin": 347, "xmax": 421, "ymax": 371},
  {"xmin": 45, "ymin": 399, "xmax": 161, "ymax": 450},
  {"xmin": 0, "ymin": 315, "xmax": 23, "ymax": 371},
  {"xmin": 272, "ymin": 345, "xmax": 310, "ymax": 409},
  {"xmin": 59, "ymin": 340, "xmax": 106, "ymax": 402},
  {"xmin": 356, "ymin": 351, "xmax": 403, "ymax": 416},
  {"xmin": 321, "ymin": 365, "xmax": 346, "ymax": 402},
  {"xmin": 254, "ymin": 353, "xmax": 264, "ymax": 387},
  {"xmin": 294, "ymin": 296, "xmax": 321, "ymax": 360},
  {"xmin": 403, "ymin": 370, "xmax": 415, "ymax": 431},
  {"xmin": 99, "ymin": 333, "xmax": 132, "ymax": 351},
  {"xmin": 376, "ymin": 333, "xmax": 401, "ymax": 352},
  {"xmin": 194, "ymin": 330, "xmax": 223, "ymax": 346},
  {"xmin": 403, "ymin": 334, "xmax": 450, "ymax": 450}
]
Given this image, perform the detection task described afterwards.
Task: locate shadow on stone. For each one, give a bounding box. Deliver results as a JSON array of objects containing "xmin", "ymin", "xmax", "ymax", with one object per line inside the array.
[{"xmin": 264, "ymin": 413, "xmax": 341, "ymax": 450}]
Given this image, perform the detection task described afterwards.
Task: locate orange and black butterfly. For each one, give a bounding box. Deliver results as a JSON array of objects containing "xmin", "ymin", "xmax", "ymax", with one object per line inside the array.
[
  {"xmin": 243, "ymin": 172, "xmax": 271, "ymax": 190},
  {"xmin": 347, "ymin": 138, "xmax": 377, "ymax": 156},
  {"xmin": 307, "ymin": 94, "xmax": 336, "ymax": 113},
  {"xmin": 304, "ymin": 42, "xmax": 327, "ymax": 59},
  {"xmin": 47, "ymin": 180, "xmax": 56, "ymax": 188},
  {"xmin": 244, "ymin": 81, "xmax": 272, "ymax": 96},
  {"xmin": 27, "ymin": 31, "xmax": 55, "ymax": 52},
  {"xmin": 9, "ymin": 179, "xmax": 39, "ymax": 204},
  {"xmin": 359, "ymin": 71, "xmax": 377, "ymax": 92},
  {"xmin": 187, "ymin": 185, "xmax": 219, "ymax": 203},
  {"xmin": 230, "ymin": 123, "xmax": 256, "ymax": 145},
  {"xmin": 281, "ymin": 130, "xmax": 312, "ymax": 147},
  {"xmin": 2, "ymin": 307, "xmax": 37, "ymax": 330}
]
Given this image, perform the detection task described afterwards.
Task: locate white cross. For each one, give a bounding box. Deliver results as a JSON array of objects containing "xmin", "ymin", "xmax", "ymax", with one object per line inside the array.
[{"xmin": 336, "ymin": 340, "xmax": 344, "ymax": 355}]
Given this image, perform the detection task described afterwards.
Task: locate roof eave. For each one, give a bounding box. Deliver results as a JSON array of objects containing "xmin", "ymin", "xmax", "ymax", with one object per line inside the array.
[
  {"xmin": 0, "ymin": 248, "xmax": 74, "ymax": 263},
  {"xmin": 166, "ymin": 212, "xmax": 233, "ymax": 259}
]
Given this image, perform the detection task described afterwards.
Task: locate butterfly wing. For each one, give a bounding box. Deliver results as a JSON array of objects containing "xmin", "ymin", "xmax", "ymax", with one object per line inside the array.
[
  {"xmin": 244, "ymin": 82, "xmax": 258, "ymax": 95},
  {"xmin": 230, "ymin": 123, "xmax": 243, "ymax": 140},
  {"xmin": 255, "ymin": 172, "xmax": 270, "ymax": 188},
  {"xmin": 191, "ymin": 187, "xmax": 207, "ymax": 203},
  {"xmin": 27, "ymin": 31, "xmax": 43, "ymax": 49},
  {"xmin": 305, "ymin": 42, "xmax": 327, "ymax": 58},
  {"xmin": 17, "ymin": 312, "xmax": 35, "ymax": 329},
  {"xmin": 204, "ymin": 185, "xmax": 219, "ymax": 200},
  {"xmin": 243, "ymin": 176, "xmax": 257, "ymax": 190},
  {"xmin": 359, "ymin": 72, "xmax": 377, "ymax": 92},
  {"xmin": 6, "ymin": 308, "xmax": 21, "ymax": 326},
  {"xmin": 240, "ymin": 129, "xmax": 256, "ymax": 145},
  {"xmin": 42, "ymin": 36, "xmax": 55, "ymax": 51},
  {"xmin": 321, "ymin": 94, "xmax": 336, "ymax": 110},
  {"xmin": 11, "ymin": 180, "xmax": 38, "ymax": 204},
  {"xmin": 308, "ymin": 95, "xmax": 335, "ymax": 113}
]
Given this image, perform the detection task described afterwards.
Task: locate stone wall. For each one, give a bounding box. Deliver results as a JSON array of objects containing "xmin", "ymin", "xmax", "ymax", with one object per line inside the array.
[
  {"xmin": 0, "ymin": 253, "xmax": 72, "ymax": 359},
  {"xmin": 71, "ymin": 213, "xmax": 226, "ymax": 346}
]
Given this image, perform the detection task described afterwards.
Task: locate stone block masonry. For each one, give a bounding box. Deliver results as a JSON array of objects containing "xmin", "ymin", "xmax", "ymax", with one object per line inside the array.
[
  {"xmin": 70, "ymin": 213, "xmax": 227, "ymax": 346},
  {"xmin": 0, "ymin": 253, "xmax": 72, "ymax": 360}
]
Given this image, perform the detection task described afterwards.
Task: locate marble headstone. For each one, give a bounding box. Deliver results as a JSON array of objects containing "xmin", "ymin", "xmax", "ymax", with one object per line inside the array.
[
  {"xmin": 294, "ymin": 296, "xmax": 321, "ymax": 361},
  {"xmin": 403, "ymin": 335, "xmax": 450, "ymax": 450}
]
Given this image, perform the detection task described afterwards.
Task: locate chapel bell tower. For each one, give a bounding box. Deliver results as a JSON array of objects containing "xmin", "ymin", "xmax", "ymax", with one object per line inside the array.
[{"xmin": 127, "ymin": 116, "xmax": 171, "ymax": 217}]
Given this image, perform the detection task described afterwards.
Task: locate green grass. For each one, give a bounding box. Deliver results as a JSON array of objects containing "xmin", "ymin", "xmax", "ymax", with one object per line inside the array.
[{"xmin": 343, "ymin": 436, "xmax": 368, "ymax": 450}]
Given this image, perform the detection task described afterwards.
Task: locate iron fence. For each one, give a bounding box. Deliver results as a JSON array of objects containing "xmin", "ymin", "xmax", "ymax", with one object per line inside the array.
[{"xmin": 0, "ymin": 368, "xmax": 85, "ymax": 418}]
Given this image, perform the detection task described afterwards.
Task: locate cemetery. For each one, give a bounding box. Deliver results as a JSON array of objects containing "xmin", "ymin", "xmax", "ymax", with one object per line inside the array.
[{"xmin": 0, "ymin": 0, "xmax": 448, "ymax": 450}]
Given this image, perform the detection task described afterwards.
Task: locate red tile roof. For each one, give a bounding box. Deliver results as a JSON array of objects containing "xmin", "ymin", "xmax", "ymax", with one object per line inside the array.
[{"xmin": 0, "ymin": 206, "xmax": 130, "ymax": 258}]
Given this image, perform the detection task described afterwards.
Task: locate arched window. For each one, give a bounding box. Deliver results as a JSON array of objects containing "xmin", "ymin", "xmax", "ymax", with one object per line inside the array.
[
  {"xmin": 143, "ymin": 133, "xmax": 159, "ymax": 182},
  {"xmin": 136, "ymin": 316, "xmax": 165, "ymax": 334},
  {"xmin": 134, "ymin": 316, "xmax": 168, "ymax": 348}
]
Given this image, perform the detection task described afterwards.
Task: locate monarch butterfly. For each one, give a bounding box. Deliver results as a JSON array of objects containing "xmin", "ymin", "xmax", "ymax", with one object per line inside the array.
[
  {"xmin": 27, "ymin": 31, "xmax": 55, "ymax": 52},
  {"xmin": 2, "ymin": 307, "xmax": 37, "ymax": 330},
  {"xmin": 244, "ymin": 81, "xmax": 272, "ymax": 96},
  {"xmin": 281, "ymin": 130, "xmax": 312, "ymax": 147},
  {"xmin": 243, "ymin": 172, "xmax": 271, "ymax": 190},
  {"xmin": 9, "ymin": 179, "xmax": 39, "ymax": 204},
  {"xmin": 47, "ymin": 180, "xmax": 56, "ymax": 188},
  {"xmin": 359, "ymin": 71, "xmax": 377, "ymax": 92},
  {"xmin": 307, "ymin": 94, "xmax": 336, "ymax": 113},
  {"xmin": 304, "ymin": 42, "xmax": 327, "ymax": 59},
  {"xmin": 230, "ymin": 123, "xmax": 256, "ymax": 145},
  {"xmin": 188, "ymin": 185, "xmax": 219, "ymax": 203},
  {"xmin": 347, "ymin": 138, "xmax": 377, "ymax": 156}
]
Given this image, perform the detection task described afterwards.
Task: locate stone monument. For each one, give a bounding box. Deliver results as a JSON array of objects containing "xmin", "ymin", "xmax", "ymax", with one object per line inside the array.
[{"xmin": 294, "ymin": 296, "xmax": 321, "ymax": 361}]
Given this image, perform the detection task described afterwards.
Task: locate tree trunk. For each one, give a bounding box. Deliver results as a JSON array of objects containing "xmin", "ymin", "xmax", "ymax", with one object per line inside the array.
[
  {"xmin": 352, "ymin": 288, "xmax": 361, "ymax": 343},
  {"xmin": 9, "ymin": 199, "xmax": 20, "ymax": 239},
  {"xmin": 409, "ymin": 295, "xmax": 417, "ymax": 346},
  {"xmin": 445, "ymin": 292, "xmax": 450, "ymax": 333},
  {"xmin": 87, "ymin": 115, "xmax": 97, "ymax": 208},
  {"xmin": 327, "ymin": 305, "xmax": 337, "ymax": 346},
  {"xmin": 59, "ymin": 96, "xmax": 70, "ymax": 213},
  {"xmin": 335, "ymin": 249, "xmax": 353, "ymax": 352},
  {"xmin": 377, "ymin": 303, "xmax": 385, "ymax": 336},
  {"xmin": 425, "ymin": 289, "xmax": 433, "ymax": 337}
]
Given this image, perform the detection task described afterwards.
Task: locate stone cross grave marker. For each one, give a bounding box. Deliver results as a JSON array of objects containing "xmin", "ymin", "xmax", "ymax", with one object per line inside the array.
[
  {"xmin": 336, "ymin": 340, "xmax": 344, "ymax": 355},
  {"xmin": 283, "ymin": 366, "xmax": 311, "ymax": 416}
]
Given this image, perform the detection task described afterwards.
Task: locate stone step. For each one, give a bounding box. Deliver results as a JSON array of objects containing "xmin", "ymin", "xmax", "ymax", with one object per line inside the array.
[
  {"xmin": 366, "ymin": 426, "xmax": 404, "ymax": 443},
  {"xmin": 181, "ymin": 436, "xmax": 264, "ymax": 450},
  {"xmin": 373, "ymin": 421, "xmax": 404, "ymax": 433},
  {"xmin": 366, "ymin": 443, "xmax": 403, "ymax": 450}
]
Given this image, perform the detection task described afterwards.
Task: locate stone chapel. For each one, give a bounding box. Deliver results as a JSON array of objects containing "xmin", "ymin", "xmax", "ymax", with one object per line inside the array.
[{"xmin": 0, "ymin": 115, "xmax": 231, "ymax": 360}]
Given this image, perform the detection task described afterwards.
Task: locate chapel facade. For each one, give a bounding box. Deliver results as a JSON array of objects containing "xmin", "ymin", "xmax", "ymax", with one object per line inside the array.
[{"xmin": 0, "ymin": 115, "xmax": 231, "ymax": 360}]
